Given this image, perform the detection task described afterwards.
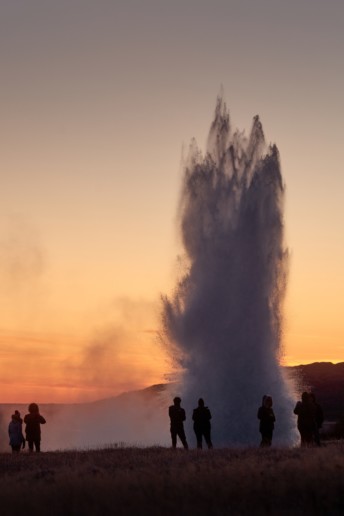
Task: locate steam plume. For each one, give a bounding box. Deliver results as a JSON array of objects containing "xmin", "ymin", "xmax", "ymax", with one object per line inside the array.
[{"xmin": 163, "ymin": 97, "xmax": 297, "ymax": 445}]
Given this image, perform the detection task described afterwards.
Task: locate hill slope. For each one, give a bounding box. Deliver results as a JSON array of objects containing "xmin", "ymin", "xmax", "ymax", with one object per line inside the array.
[
  {"xmin": 0, "ymin": 363, "xmax": 343, "ymax": 450},
  {"xmin": 288, "ymin": 362, "xmax": 344, "ymax": 421}
]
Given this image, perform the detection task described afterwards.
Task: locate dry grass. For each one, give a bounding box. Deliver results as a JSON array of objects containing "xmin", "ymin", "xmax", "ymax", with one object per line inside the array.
[{"xmin": 0, "ymin": 443, "xmax": 344, "ymax": 515}]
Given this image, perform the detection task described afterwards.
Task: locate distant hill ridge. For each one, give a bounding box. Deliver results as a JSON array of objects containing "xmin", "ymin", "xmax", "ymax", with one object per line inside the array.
[
  {"xmin": 1, "ymin": 363, "xmax": 343, "ymax": 420},
  {"xmin": 0, "ymin": 362, "xmax": 343, "ymax": 451},
  {"xmin": 287, "ymin": 362, "xmax": 344, "ymax": 421},
  {"xmin": 95, "ymin": 362, "xmax": 344, "ymax": 421}
]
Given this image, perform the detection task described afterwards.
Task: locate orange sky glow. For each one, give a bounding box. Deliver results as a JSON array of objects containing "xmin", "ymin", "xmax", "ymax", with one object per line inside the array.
[{"xmin": 1, "ymin": 1, "xmax": 343, "ymax": 403}]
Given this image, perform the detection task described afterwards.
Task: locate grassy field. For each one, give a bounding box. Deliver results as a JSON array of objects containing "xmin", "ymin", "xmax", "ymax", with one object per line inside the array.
[{"xmin": 0, "ymin": 443, "xmax": 344, "ymax": 515}]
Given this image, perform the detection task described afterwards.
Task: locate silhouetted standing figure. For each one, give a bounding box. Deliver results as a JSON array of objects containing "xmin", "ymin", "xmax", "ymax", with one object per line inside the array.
[
  {"xmin": 8, "ymin": 410, "xmax": 25, "ymax": 453},
  {"xmin": 257, "ymin": 395, "xmax": 276, "ymax": 447},
  {"xmin": 192, "ymin": 398, "xmax": 213, "ymax": 449},
  {"xmin": 294, "ymin": 392, "xmax": 316, "ymax": 446},
  {"xmin": 169, "ymin": 397, "xmax": 188, "ymax": 449},
  {"xmin": 24, "ymin": 403, "xmax": 46, "ymax": 452},
  {"xmin": 309, "ymin": 392, "xmax": 324, "ymax": 446}
]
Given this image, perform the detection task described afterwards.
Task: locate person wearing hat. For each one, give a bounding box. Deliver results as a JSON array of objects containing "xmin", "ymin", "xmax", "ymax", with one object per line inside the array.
[
  {"xmin": 8, "ymin": 410, "xmax": 25, "ymax": 453},
  {"xmin": 168, "ymin": 396, "xmax": 188, "ymax": 449}
]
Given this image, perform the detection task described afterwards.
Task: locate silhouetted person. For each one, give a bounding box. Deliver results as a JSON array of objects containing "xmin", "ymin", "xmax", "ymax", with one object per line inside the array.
[
  {"xmin": 309, "ymin": 392, "xmax": 324, "ymax": 446},
  {"xmin": 294, "ymin": 392, "xmax": 316, "ymax": 446},
  {"xmin": 192, "ymin": 398, "xmax": 213, "ymax": 449},
  {"xmin": 257, "ymin": 395, "xmax": 276, "ymax": 447},
  {"xmin": 24, "ymin": 403, "xmax": 46, "ymax": 452},
  {"xmin": 8, "ymin": 410, "xmax": 25, "ymax": 453},
  {"xmin": 169, "ymin": 397, "xmax": 188, "ymax": 449}
]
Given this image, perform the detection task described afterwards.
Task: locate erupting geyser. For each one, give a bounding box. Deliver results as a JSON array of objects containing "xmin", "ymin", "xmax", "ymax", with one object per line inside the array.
[{"xmin": 163, "ymin": 97, "xmax": 297, "ymax": 445}]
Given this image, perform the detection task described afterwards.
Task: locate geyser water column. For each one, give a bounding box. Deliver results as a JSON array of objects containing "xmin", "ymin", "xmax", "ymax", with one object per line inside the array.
[{"xmin": 162, "ymin": 97, "xmax": 297, "ymax": 446}]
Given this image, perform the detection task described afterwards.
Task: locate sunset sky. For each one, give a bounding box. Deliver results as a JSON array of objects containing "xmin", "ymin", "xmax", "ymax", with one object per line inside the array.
[{"xmin": 1, "ymin": 0, "xmax": 343, "ymax": 402}]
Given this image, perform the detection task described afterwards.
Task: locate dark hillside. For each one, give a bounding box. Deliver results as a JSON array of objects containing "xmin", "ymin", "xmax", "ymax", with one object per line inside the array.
[
  {"xmin": 1, "ymin": 364, "xmax": 343, "ymax": 450},
  {"xmin": 288, "ymin": 362, "xmax": 344, "ymax": 421}
]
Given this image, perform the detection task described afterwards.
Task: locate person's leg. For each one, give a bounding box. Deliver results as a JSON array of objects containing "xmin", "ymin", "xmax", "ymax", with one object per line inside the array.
[
  {"xmin": 314, "ymin": 426, "xmax": 321, "ymax": 446},
  {"xmin": 203, "ymin": 429, "xmax": 213, "ymax": 449},
  {"xmin": 178, "ymin": 429, "xmax": 188, "ymax": 449},
  {"xmin": 195, "ymin": 431, "xmax": 202, "ymax": 449},
  {"xmin": 34, "ymin": 439, "xmax": 41, "ymax": 452},
  {"xmin": 264, "ymin": 430, "xmax": 273, "ymax": 447},
  {"xmin": 28, "ymin": 440, "xmax": 34, "ymax": 452},
  {"xmin": 11, "ymin": 445, "xmax": 20, "ymax": 453},
  {"xmin": 171, "ymin": 429, "xmax": 177, "ymax": 448},
  {"xmin": 300, "ymin": 429, "xmax": 312, "ymax": 446},
  {"xmin": 260, "ymin": 434, "xmax": 270, "ymax": 447}
]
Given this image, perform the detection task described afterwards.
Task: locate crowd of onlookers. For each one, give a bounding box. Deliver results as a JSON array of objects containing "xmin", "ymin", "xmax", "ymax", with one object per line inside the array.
[
  {"xmin": 169, "ymin": 392, "xmax": 324, "ymax": 449},
  {"xmin": 8, "ymin": 403, "xmax": 46, "ymax": 453},
  {"xmin": 257, "ymin": 391, "xmax": 323, "ymax": 447},
  {"xmin": 7, "ymin": 392, "xmax": 324, "ymax": 453},
  {"xmin": 169, "ymin": 397, "xmax": 213, "ymax": 450}
]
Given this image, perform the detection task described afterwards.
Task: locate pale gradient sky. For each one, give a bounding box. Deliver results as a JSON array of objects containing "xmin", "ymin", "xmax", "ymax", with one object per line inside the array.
[{"xmin": 1, "ymin": 0, "xmax": 343, "ymax": 402}]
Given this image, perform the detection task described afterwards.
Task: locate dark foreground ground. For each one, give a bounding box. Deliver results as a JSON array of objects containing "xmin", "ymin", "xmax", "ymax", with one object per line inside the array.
[{"xmin": 0, "ymin": 443, "xmax": 344, "ymax": 515}]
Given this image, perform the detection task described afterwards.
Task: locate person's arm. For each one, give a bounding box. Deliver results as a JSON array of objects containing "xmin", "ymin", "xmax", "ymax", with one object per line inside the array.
[
  {"xmin": 293, "ymin": 402, "xmax": 300, "ymax": 415},
  {"xmin": 39, "ymin": 415, "xmax": 46, "ymax": 424}
]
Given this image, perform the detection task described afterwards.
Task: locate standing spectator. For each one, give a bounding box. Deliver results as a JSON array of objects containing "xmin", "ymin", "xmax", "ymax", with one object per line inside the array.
[
  {"xmin": 257, "ymin": 395, "xmax": 276, "ymax": 447},
  {"xmin": 8, "ymin": 410, "xmax": 25, "ymax": 453},
  {"xmin": 192, "ymin": 398, "xmax": 213, "ymax": 449},
  {"xmin": 168, "ymin": 397, "xmax": 188, "ymax": 449},
  {"xmin": 309, "ymin": 392, "xmax": 324, "ymax": 446},
  {"xmin": 24, "ymin": 403, "xmax": 46, "ymax": 452},
  {"xmin": 294, "ymin": 392, "xmax": 316, "ymax": 446}
]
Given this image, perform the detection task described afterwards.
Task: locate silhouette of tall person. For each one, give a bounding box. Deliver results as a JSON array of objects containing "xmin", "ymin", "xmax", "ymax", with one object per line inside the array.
[
  {"xmin": 257, "ymin": 395, "xmax": 276, "ymax": 447},
  {"xmin": 168, "ymin": 397, "xmax": 188, "ymax": 449},
  {"xmin": 309, "ymin": 392, "xmax": 324, "ymax": 446},
  {"xmin": 294, "ymin": 392, "xmax": 316, "ymax": 446},
  {"xmin": 192, "ymin": 398, "xmax": 213, "ymax": 449},
  {"xmin": 24, "ymin": 403, "xmax": 46, "ymax": 452}
]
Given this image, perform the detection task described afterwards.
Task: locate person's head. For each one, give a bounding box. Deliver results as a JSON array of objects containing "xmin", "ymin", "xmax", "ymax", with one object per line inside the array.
[
  {"xmin": 173, "ymin": 396, "xmax": 181, "ymax": 406},
  {"xmin": 198, "ymin": 398, "xmax": 205, "ymax": 407},
  {"xmin": 11, "ymin": 410, "xmax": 21, "ymax": 422},
  {"xmin": 264, "ymin": 395, "xmax": 273, "ymax": 408},
  {"xmin": 301, "ymin": 392, "xmax": 309, "ymax": 403},
  {"xmin": 28, "ymin": 402, "xmax": 39, "ymax": 414},
  {"xmin": 309, "ymin": 392, "xmax": 316, "ymax": 403},
  {"xmin": 262, "ymin": 395, "xmax": 267, "ymax": 405}
]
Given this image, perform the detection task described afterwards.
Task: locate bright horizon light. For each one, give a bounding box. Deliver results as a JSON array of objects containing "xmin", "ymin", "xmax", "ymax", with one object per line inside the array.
[{"xmin": 1, "ymin": 1, "xmax": 343, "ymax": 403}]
